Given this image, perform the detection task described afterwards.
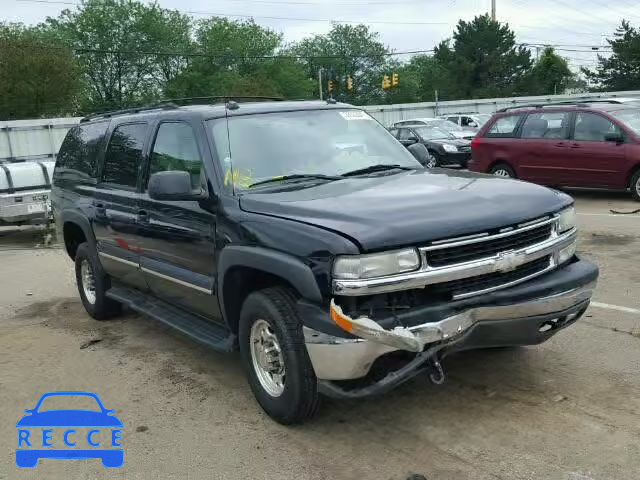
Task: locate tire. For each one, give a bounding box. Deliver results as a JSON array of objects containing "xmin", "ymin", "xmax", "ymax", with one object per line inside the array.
[
  {"xmin": 239, "ymin": 286, "xmax": 320, "ymax": 424},
  {"xmin": 74, "ymin": 242, "xmax": 121, "ymax": 320},
  {"xmin": 489, "ymin": 163, "xmax": 516, "ymax": 178},
  {"xmin": 631, "ymin": 170, "xmax": 640, "ymax": 201},
  {"xmin": 427, "ymin": 151, "xmax": 441, "ymax": 168}
]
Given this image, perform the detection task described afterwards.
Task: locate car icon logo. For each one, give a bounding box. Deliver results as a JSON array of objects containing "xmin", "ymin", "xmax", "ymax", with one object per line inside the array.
[
  {"xmin": 15, "ymin": 391, "xmax": 123, "ymax": 468},
  {"xmin": 494, "ymin": 250, "xmax": 522, "ymax": 273}
]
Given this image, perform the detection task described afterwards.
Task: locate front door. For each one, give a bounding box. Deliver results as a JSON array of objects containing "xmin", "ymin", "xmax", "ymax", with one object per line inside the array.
[
  {"xmin": 516, "ymin": 111, "xmax": 571, "ymax": 185},
  {"xmin": 93, "ymin": 122, "xmax": 149, "ymax": 290},
  {"xmin": 137, "ymin": 120, "xmax": 222, "ymax": 321},
  {"xmin": 564, "ymin": 112, "xmax": 628, "ymax": 188}
]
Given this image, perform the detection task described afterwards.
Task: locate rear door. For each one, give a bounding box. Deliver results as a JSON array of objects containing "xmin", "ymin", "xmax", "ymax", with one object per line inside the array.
[
  {"xmin": 93, "ymin": 122, "xmax": 148, "ymax": 290},
  {"xmin": 516, "ymin": 111, "xmax": 571, "ymax": 185},
  {"xmin": 137, "ymin": 120, "xmax": 222, "ymax": 321},
  {"xmin": 565, "ymin": 111, "xmax": 627, "ymax": 187}
]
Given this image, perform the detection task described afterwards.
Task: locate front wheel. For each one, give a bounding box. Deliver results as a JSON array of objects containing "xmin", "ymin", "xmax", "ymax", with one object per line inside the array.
[
  {"xmin": 426, "ymin": 151, "xmax": 440, "ymax": 168},
  {"xmin": 489, "ymin": 163, "xmax": 516, "ymax": 178},
  {"xmin": 630, "ymin": 170, "xmax": 640, "ymax": 201},
  {"xmin": 239, "ymin": 287, "xmax": 320, "ymax": 424}
]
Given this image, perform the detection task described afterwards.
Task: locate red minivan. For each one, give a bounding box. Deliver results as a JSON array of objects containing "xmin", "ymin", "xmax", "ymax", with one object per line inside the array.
[{"xmin": 469, "ymin": 102, "xmax": 640, "ymax": 201}]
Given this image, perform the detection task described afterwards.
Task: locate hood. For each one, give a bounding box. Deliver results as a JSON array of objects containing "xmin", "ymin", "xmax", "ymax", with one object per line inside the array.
[
  {"xmin": 239, "ymin": 169, "xmax": 571, "ymax": 252},
  {"xmin": 431, "ymin": 138, "xmax": 470, "ymax": 147}
]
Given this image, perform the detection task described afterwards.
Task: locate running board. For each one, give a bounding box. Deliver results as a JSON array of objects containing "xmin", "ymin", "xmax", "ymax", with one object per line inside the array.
[{"xmin": 106, "ymin": 284, "xmax": 236, "ymax": 352}]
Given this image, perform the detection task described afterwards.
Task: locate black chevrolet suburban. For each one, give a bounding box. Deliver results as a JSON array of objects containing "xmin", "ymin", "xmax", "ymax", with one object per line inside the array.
[{"xmin": 52, "ymin": 99, "xmax": 599, "ymax": 424}]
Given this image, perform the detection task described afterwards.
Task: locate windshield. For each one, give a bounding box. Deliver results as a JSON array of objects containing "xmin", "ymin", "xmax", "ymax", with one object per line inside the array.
[
  {"xmin": 431, "ymin": 119, "xmax": 464, "ymax": 132},
  {"xmin": 209, "ymin": 109, "xmax": 420, "ymax": 191},
  {"xmin": 609, "ymin": 108, "xmax": 640, "ymax": 135},
  {"xmin": 475, "ymin": 114, "xmax": 491, "ymax": 126},
  {"xmin": 413, "ymin": 126, "xmax": 453, "ymax": 140}
]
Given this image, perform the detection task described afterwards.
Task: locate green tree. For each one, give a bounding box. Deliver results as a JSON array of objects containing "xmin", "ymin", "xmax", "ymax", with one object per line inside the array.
[
  {"xmin": 0, "ymin": 23, "xmax": 82, "ymax": 120},
  {"xmin": 583, "ymin": 21, "xmax": 640, "ymax": 91},
  {"xmin": 291, "ymin": 24, "xmax": 392, "ymax": 104},
  {"xmin": 433, "ymin": 15, "xmax": 532, "ymax": 100},
  {"xmin": 526, "ymin": 47, "xmax": 574, "ymax": 95},
  {"xmin": 46, "ymin": 0, "xmax": 192, "ymax": 111},
  {"xmin": 165, "ymin": 18, "xmax": 313, "ymax": 100},
  {"xmin": 405, "ymin": 55, "xmax": 456, "ymax": 102}
]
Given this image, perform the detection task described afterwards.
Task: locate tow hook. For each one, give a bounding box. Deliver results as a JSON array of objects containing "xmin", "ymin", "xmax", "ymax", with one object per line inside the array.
[{"xmin": 427, "ymin": 356, "xmax": 445, "ymax": 385}]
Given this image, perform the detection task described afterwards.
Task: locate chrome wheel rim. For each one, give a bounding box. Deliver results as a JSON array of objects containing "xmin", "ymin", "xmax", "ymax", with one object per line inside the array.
[
  {"xmin": 250, "ymin": 319, "xmax": 285, "ymax": 397},
  {"xmin": 426, "ymin": 158, "xmax": 437, "ymax": 168},
  {"xmin": 81, "ymin": 260, "xmax": 96, "ymax": 304},
  {"xmin": 635, "ymin": 176, "xmax": 640, "ymax": 196},
  {"xmin": 493, "ymin": 168, "xmax": 511, "ymax": 177}
]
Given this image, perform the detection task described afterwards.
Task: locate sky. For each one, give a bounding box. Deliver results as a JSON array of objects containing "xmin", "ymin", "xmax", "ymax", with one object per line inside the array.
[{"xmin": 2, "ymin": 0, "xmax": 635, "ymax": 72}]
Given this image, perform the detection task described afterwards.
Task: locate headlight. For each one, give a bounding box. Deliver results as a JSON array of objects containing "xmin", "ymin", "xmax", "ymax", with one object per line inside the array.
[
  {"xmin": 333, "ymin": 248, "xmax": 420, "ymax": 279},
  {"xmin": 442, "ymin": 144, "xmax": 458, "ymax": 153},
  {"xmin": 557, "ymin": 206, "xmax": 576, "ymax": 233}
]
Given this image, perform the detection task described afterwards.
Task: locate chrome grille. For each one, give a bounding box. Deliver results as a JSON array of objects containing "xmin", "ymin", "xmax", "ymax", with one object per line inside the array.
[
  {"xmin": 425, "ymin": 222, "xmax": 553, "ymax": 268},
  {"xmin": 428, "ymin": 255, "xmax": 552, "ymax": 299}
]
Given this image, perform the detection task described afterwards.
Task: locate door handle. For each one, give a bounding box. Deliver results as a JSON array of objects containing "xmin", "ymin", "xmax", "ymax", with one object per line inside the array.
[
  {"xmin": 137, "ymin": 210, "xmax": 149, "ymax": 221},
  {"xmin": 94, "ymin": 201, "xmax": 106, "ymax": 216},
  {"xmin": 569, "ymin": 143, "xmax": 581, "ymax": 149},
  {"xmin": 554, "ymin": 142, "xmax": 566, "ymax": 147}
]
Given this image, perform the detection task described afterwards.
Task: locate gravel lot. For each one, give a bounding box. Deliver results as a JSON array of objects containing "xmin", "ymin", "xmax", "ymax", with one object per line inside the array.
[{"xmin": 1, "ymin": 190, "xmax": 639, "ymax": 480}]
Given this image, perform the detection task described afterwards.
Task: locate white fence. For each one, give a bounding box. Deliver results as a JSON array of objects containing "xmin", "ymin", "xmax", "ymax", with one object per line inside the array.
[
  {"xmin": 362, "ymin": 90, "xmax": 640, "ymax": 126},
  {"xmin": 2, "ymin": 90, "xmax": 640, "ymax": 162}
]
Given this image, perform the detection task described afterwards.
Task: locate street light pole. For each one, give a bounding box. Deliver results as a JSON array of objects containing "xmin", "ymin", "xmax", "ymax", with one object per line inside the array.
[
  {"xmin": 491, "ymin": 0, "xmax": 496, "ymax": 21},
  {"xmin": 318, "ymin": 67, "xmax": 324, "ymax": 101}
]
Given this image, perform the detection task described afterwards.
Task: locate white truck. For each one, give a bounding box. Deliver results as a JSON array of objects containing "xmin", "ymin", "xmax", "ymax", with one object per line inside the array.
[{"xmin": 0, "ymin": 161, "xmax": 54, "ymax": 226}]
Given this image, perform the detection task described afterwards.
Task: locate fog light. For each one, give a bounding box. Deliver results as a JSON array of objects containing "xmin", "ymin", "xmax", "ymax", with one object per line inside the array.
[{"xmin": 558, "ymin": 240, "xmax": 577, "ymax": 265}]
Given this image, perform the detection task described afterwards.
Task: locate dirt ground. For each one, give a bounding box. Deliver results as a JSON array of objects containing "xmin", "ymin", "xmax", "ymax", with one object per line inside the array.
[{"xmin": 1, "ymin": 190, "xmax": 639, "ymax": 480}]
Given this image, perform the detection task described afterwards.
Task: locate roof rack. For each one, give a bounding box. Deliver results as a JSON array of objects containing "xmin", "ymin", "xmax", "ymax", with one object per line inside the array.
[
  {"xmin": 497, "ymin": 99, "xmax": 623, "ymax": 113},
  {"xmin": 80, "ymin": 102, "xmax": 178, "ymax": 123},
  {"xmin": 80, "ymin": 96, "xmax": 285, "ymax": 123}
]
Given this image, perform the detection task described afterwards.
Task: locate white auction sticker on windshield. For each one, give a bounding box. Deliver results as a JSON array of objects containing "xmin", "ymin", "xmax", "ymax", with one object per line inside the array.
[{"xmin": 339, "ymin": 110, "xmax": 371, "ymax": 120}]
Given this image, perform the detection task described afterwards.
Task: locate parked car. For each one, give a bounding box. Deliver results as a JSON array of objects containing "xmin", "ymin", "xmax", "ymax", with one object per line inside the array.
[
  {"xmin": 389, "ymin": 125, "xmax": 471, "ymax": 167},
  {"xmin": 469, "ymin": 102, "xmax": 640, "ymax": 201},
  {"xmin": 0, "ymin": 161, "xmax": 54, "ymax": 226},
  {"xmin": 438, "ymin": 113, "xmax": 492, "ymax": 132},
  {"xmin": 393, "ymin": 118, "xmax": 475, "ymax": 139},
  {"xmin": 52, "ymin": 99, "xmax": 598, "ymax": 424}
]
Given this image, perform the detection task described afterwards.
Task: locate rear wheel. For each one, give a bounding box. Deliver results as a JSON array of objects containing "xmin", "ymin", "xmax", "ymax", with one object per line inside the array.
[
  {"xmin": 489, "ymin": 163, "xmax": 516, "ymax": 178},
  {"xmin": 631, "ymin": 170, "xmax": 640, "ymax": 201},
  {"xmin": 239, "ymin": 286, "xmax": 320, "ymax": 424},
  {"xmin": 75, "ymin": 243, "xmax": 121, "ymax": 320}
]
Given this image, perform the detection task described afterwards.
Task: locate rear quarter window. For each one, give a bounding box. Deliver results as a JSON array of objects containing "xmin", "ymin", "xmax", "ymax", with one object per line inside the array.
[
  {"xmin": 484, "ymin": 115, "xmax": 523, "ymax": 138},
  {"xmin": 54, "ymin": 121, "xmax": 109, "ymax": 181}
]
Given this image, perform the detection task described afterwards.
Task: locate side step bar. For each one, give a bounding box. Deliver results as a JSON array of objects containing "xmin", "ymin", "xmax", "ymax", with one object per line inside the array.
[{"xmin": 107, "ymin": 284, "xmax": 236, "ymax": 352}]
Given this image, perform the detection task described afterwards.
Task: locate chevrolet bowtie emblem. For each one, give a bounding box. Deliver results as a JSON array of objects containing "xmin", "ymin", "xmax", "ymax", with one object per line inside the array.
[{"xmin": 494, "ymin": 251, "xmax": 521, "ymax": 272}]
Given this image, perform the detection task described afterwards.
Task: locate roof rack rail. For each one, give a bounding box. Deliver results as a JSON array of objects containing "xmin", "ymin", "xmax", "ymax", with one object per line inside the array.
[
  {"xmin": 80, "ymin": 102, "xmax": 178, "ymax": 123},
  {"xmin": 497, "ymin": 99, "xmax": 624, "ymax": 113},
  {"xmin": 159, "ymin": 95, "xmax": 284, "ymax": 106}
]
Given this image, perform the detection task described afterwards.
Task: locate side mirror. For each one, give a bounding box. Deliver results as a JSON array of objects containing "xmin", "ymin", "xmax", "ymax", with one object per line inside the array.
[
  {"xmin": 468, "ymin": 121, "xmax": 478, "ymax": 128},
  {"xmin": 148, "ymin": 171, "xmax": 205, "ymax": 201},
  {"xmin": 407, "ymin": 143, "xmax": 431, "ymax": 165},
  {"xmin": 604, "ymin": 132, "xmax": 624, "ymax": 143}
]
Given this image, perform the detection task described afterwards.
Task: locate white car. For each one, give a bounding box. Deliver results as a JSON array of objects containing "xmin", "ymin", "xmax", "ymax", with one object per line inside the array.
[
  {"xmin": 0, "ymin": 161, "xmax": 53, "ymax": 226},
  {"xmin": 438, "ymin": 113, "xmax": 492, "ymax": 131},
  {"xmin": 393, "ymin": 118, "xmax": 474, "ymax": 139}
]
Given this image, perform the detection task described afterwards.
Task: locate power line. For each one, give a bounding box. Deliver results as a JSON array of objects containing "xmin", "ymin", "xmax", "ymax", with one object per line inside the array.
[
  {"xmin": 12, "ymin": 0, "xmax": 449, "ymax": 25},
  {"xmin": 15, "ymin": 0, "xmax": 443, "ymax": 6}
]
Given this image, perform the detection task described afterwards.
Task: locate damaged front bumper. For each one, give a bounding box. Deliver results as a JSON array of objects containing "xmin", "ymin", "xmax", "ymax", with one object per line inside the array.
[{"xmin": 304, "ymin": 258, "xmax": 598, "ymax": 397}]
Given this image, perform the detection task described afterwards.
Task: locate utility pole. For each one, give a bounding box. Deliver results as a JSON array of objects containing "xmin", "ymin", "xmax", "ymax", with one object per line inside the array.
[
  {"xmin": 491, "ymin": 0, "xmax": 496, "ymax": 21},
  {"xmin": 318, "ymin": 67, "xmax": 324, "ymax": 100}
]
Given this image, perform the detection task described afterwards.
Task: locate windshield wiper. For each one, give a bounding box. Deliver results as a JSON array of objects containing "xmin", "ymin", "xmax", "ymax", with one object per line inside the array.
[
  {"xmin": 248, "ymin": 174, "xmax": 343, "ymax": 189},
  {"xmin": 341, "ymin": 164, "xmax": 415, "ymax": 177}
]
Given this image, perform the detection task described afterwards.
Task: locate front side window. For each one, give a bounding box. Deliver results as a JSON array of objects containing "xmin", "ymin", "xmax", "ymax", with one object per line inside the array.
[
  {"xmin": 148, "ymin": 122, "xmax": 202, "ymax": 189},
  {"xmin": 397, "ymin": 128, "xmax": 414, "ymax": 140},
  {"xmin": 521, "ymin": 112, "xmax": 570, "ymax": 139},
  {"xmin": 209, "ymin": 109, "xmax": 420, "ymax": 191},
  {"xmin": 101, "ymin": 123, "xmax": 147, "ymax": 187},
  {"xmin": 609, "ymin": 108, "xmax": 640, "ymax": 135},
  {"xmin": 485, "ymin": 115, "xmax": 523, "ymax": 137},
  {"xmin": 574, "ymin": 112, "xmax": 621, "ymax": 141}
]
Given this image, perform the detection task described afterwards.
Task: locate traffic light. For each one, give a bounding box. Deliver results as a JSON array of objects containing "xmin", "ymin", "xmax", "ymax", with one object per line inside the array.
[
  {"xmin": 392, "ymin": 72, "xmax": 399, "ymax": 87},
  {"xmin": 346, "ymin": 75, "xmax": 353, "ymax": 91},
  {"xmin": 382, "ymin": 75, "xmax": 391, "ymax": 90},
  {"xmin": 327, "ymin": 79, "xmax": 334, "ymax": 93}
]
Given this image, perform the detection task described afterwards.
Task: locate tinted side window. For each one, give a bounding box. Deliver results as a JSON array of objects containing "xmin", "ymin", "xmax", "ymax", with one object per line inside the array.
[
  {"xmin": 447, "ymin": 116, "xmax": 459, "ymax": 124},
  {"xmin": 148, "ymin": 122, "xmax": 202, "ymax": 189},
  {"xmin": 485, "ymin": 115, "xmax": 523, "ymax": 138},
  {"xmin": 101, "ymin": 123, "xmax": 147, "ymax": 187},
  {"xmin": 397, "ymin": 129, "xmax": 413, "ymax": 140},
  {"xmin": 55, "ymin": 121, "xmax": 109, "ymax": 179},
  {"xmin": 574, "ymin": 112, "xmax": 621, "ymax": 141},
  {"xmin": 521, "ymin": 112, "xmax": 570, "ymax": 139}
]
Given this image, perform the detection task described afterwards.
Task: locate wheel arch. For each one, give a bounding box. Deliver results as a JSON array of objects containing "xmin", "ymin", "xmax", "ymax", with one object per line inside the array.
[
  {"xmin": 218, "ymin": 246, "xmax": 324, "ymax": 334},
  {"xmin": 60, "ymin": 210, "xmax": 97, "ymax": 260}
]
